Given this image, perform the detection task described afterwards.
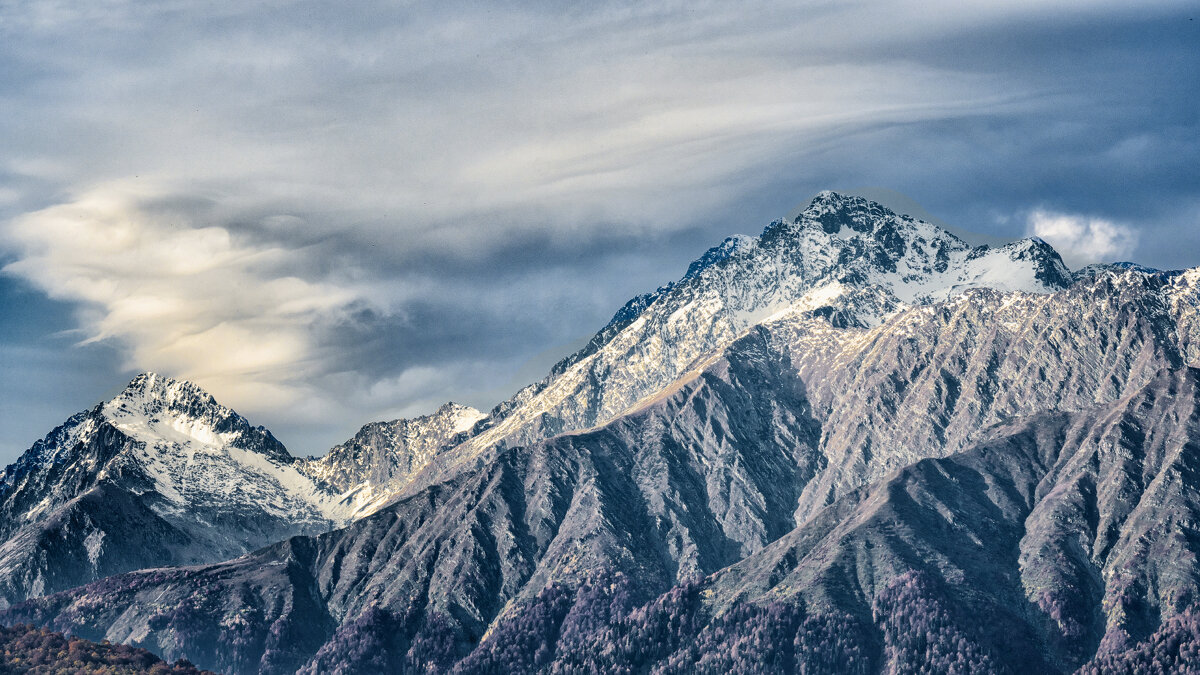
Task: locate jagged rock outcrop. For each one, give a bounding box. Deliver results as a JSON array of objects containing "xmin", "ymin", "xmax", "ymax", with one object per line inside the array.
[{"xmin": 297, "ymin": 403, "xmax": 483, "ymax": 519}]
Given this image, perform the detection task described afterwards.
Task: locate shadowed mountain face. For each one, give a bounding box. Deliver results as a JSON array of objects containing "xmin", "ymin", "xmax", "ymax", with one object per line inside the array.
[
  {"xmin": 2, "ymin": 326, "xmax": 828, "ymax": 674},
  {"xmin": 4, "ymin": 193, "xmax": 1200, "ymax": 673},
  {"xmin": 707, "ymin": 365, "xmax": 1200, "ymax": 671}
]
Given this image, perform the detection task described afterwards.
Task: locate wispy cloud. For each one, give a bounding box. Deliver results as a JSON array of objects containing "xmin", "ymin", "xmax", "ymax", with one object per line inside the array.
[
  {"xmin": 0, "ymin": 1, "xmax": 1196, "ymax": 456},
  {"xmin": 2, "ymin": 181, "xmax": 370, "ymax": 402}
]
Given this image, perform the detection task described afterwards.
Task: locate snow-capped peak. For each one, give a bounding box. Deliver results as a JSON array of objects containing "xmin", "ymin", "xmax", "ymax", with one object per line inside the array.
[
  {"xmin": 101, "ymin": 372, "xmax": 291, "ymax": 463},
  {"xmin": 426, "ymin": 192, "xmax": 1080, "ymax": 485},
  {"xmin": 1, "ymin": 372, "xmax": 348, "ymax": 565},
  {"xmin": 772, "ymin": 192, "xmax": 1071, "ymax": 305},
  {"xmin": 433, "ymin": 401, "xmax": 488, "ymax": 435},
  {"xmin": 0, "ymin": 372, "xmax": 351, "ymax": 605},
  {"xmin": 110, "ymin": 372, "xmax": 227, "ymax": 412},
  {"xmin": 795, "ymin": 190, "xmax": 907, "ymax": 230}
]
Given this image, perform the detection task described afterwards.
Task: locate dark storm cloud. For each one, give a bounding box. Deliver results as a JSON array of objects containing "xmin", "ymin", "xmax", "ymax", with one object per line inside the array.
[{"xmin": 0, "ymin": 1, "xmax": 1196, "ymax": 459}]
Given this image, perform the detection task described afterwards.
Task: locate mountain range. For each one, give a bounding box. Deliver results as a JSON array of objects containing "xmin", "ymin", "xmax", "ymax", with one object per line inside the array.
[{"xmin": 2, "ymin": 192, "xmax": 1198, "ymax": 673}]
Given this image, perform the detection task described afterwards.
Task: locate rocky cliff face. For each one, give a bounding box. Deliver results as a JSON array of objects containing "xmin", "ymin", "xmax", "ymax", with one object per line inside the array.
[
  {"xmin": 706, "ymin": 364, "xmax": 1200, "ymax": 671},
  {"xmin": 0, "ymin": 322, "xmax": 829, "ymax": 674},
  {"xmin": 4, "ymin": 193, "xmax": 1198, "ymax": 674}
]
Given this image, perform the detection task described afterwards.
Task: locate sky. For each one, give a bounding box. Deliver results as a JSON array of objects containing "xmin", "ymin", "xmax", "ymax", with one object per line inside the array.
[{"xmin": 0, "ymin": 1, "xmax": 1197, "ymax": 464}]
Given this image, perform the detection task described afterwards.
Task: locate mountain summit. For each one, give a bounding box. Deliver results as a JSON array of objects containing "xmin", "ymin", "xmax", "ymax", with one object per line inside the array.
[
  {"xmin": 298, "ymin": 401, "xmax": 484, "ymax": 517},
  {"xmin": 0, "ymin": 372, "xmax": 347, "ymax": 608},
  {"xmin": 366, "ymin": 191, "xmax": 1077, "ymax": 502},
  {"xmin": 104, "ymin": 372, "xmax": 293, "ymax": 463}
]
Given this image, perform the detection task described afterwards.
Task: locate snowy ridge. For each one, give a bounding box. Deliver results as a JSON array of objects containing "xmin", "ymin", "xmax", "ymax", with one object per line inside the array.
[
  {"xmin": 0, "ymin": 191, "xmax": 1138, "ymax": 600},
  {"xmin": 18, "ymin": 256, "xmax": 1200, "ymax": 674},
  {"xmin": 8, "ymin": 192, "xmax": 1200, "ymax": 672},
  {"xmin": 411, "ymin": 191, "xmax": 1073, "ymax": 490},
  {"xmin": 298, "ymin": 402, "xmax": 484, "ymax": 518},
  {"xmin": 97, "ymin": 373, "xmax": 348, "ymax": 524}
]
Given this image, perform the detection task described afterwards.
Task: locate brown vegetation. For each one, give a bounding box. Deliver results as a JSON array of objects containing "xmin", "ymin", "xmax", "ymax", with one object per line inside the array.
[{"xmin": 0, "ymin": 623, "xmax": 216, "ymax": 675}]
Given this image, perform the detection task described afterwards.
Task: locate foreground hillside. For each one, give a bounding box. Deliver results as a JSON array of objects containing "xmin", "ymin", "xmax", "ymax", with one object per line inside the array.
[
  {"xmin": 5, "ymin": 193, "xmax": 1200, "ymax": 673},
  {"xmin": 0, "ymin": 623, "xmax": 215, "ymax": 674}
]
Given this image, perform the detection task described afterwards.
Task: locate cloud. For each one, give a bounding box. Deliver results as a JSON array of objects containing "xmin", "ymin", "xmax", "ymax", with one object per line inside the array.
[
  {"xmin": 1024, "ymin": 209, "xmax": 1139, "ymax": 267},
  {"xmin": 0, "ymin": 1, "xmax": 1196, "ymax": 458},
  {"xmin": 2, "ymin": 181, "xmax": 373, "ymax": 398},
  {"xmin": 0, "ymin": 177, "xmax": 672, "ymax": 450},
  {"xmin": 0, "ymin": 1, "xmax": 1065, "ymax": 236}
]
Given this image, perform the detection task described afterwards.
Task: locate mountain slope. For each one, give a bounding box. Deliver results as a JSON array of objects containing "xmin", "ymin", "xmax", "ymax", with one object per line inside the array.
[
  {"xmin": 0, "ymin": 373, "xmax": 348, "ymax": 609},
  {"xmin": 704, "ymin": 365, "xmax": 1200, "ymax": 671},
  {"xmin": 456, "ymin": 192, "xmax": 1070, "ymax": 455},
  {"xmin": 344, "ymin": 191, "xmax": 1075, "ymax": 511},
  {"xmin": 8, "ymin": 260, "xmax": 1200, "ymax": 673},
  {"xmin": 776, "ymin": 269, "xmax": 1190, "ymax": 522},
  {"xmin": 0, "ymin": 322, "xmax": 828, "ymax": 674}
]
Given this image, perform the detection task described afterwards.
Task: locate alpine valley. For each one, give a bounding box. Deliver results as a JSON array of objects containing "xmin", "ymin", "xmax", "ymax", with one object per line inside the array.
[{"xmin": 3, "ymin": 192, "xmax": 1199, "ymax": 674}]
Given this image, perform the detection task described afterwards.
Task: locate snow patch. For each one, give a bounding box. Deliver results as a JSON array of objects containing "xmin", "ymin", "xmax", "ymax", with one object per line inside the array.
[{"xmin": 84, "ymin": 529, "xmax": 105, "ymax": 566}]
